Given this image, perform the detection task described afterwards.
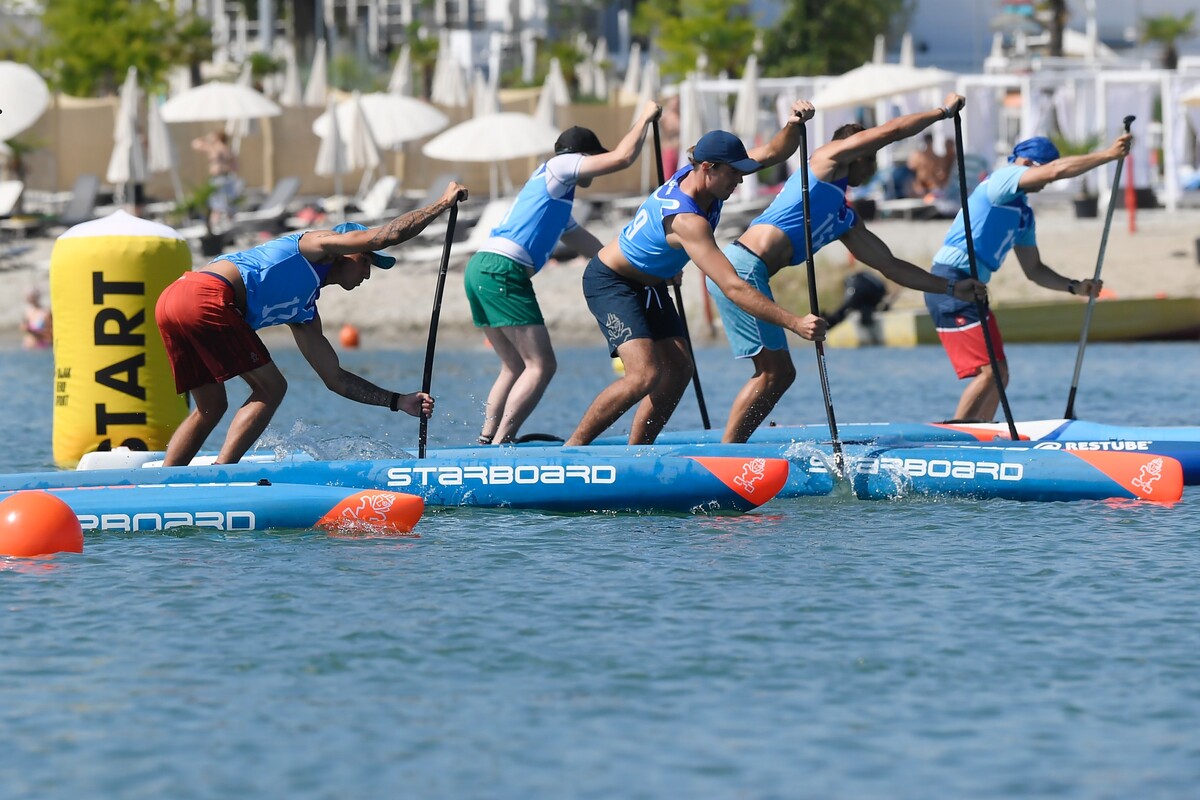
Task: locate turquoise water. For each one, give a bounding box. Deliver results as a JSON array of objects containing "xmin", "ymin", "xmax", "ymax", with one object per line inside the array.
[{"xmin": 2, "ymin": 340, "xmax": 1198, "ymax": 798}]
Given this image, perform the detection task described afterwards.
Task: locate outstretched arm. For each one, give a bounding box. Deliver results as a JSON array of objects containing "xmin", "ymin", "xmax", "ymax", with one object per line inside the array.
[
  {"xmin": 577, "ymin": 102, "xmax": 661, "ymax": 179},
  {"xmin": 1017, "ymin": 134, "xmax": 1132, "ymax": 193},
  {"xmin": 746, "ymin": 99, "xmax": 815, "ymax": 169},
  {"xmin": 842, "ymin": 222, "xmax": 986, "ymax": 302},
  {"xmin": 1013, "ymin": 245, "xmax": 1102, "ymax": 297},
  {"xmin": 672, "ymin": 213, "xmax": 826, "ymax": 341},
  {"xmin": 289, "ymin": 315, "xmax": 436, "ymax": 416},
  {"xmin": 300, "ymin": 181, "xmax": 469, "ymax": 261},
  {"xmin": 810, "ymin": 92, "xmax": 964, "ymax": 179},
  {"xmin": 559, "ymin": 225, "xmax": 604, "ymax": 260}
]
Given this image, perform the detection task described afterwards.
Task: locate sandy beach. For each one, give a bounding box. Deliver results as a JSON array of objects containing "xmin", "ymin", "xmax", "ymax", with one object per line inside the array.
[{"xmin": 4, "ymin": 199, "xmax": 1199, "ymax": 348}]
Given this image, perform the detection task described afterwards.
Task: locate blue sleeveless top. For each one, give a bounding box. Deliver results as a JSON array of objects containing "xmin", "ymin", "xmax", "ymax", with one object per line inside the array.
[
  {"xmin": 219, "ymin": 232, "xmax": 332, "ymax": 329},
  {"xmin": 617, "ymin": 166, "xmax": 723, "ymax": 280},
  {"xmin": 750, "ymin": 168, "xmax": 857, "ymax": 265},
  {"xmin": 933, "ymin": 166, "xmax": 1037, "ymax": 283},
  {"xmin": 482, "ymin": 153, "xmax": 583, "ymax": 272}
]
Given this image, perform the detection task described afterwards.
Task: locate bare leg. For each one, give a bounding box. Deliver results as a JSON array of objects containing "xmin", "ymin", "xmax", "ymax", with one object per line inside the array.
[
  {"xmin": 954, "ymin": 360, "xmax": 1009, "ymax": 422},
  {"xmin": 485, "ymin": 325, "xmax": 557, "ymax": 444},
  {"xmin": 721, "ymin": 348, "xmax": 796, "ymax": 443},
  {"xmin": 479, "ymin": 328, "xmax": 523, "ymax": 442},
  {"xmin": 565, "ymin": 339, "xmax": 660, "ymax": 446},
  {"xmin": 215, "ymin": 362, "xmax": 288, "ymax": 464},
  {"xmin": 628, "ymin": 337, "xmax": 693, "ymax": 445},
  {"xmin": 162, "ymin": 382, "xmax": 229, "ymax": 466}
]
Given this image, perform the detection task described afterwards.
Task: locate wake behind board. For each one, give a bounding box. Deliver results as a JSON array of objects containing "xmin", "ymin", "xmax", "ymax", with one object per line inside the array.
[{"xmin": 1, "ymin": 483, "xmax": 424, "ymax": 534}]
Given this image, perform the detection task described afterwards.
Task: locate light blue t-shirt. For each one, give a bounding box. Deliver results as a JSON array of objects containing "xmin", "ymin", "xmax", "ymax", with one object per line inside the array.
[
  {"xmin": 933, "ymin": 165, "xmax": 1037, "ymax": 283},
  {"xmin": 750, "ymin": 167, "xmax": 858, "ymax": 265},
  {"xmin": 617, "ymin": 166, "xmax": 723, "ymax": 281},
  {"xmin": 219, "ymin": 232, "xmax": 329, "ymax": 329},
  {"xmin": 481, "ymin": 153, "xmax": 584, "ymax": 272}
]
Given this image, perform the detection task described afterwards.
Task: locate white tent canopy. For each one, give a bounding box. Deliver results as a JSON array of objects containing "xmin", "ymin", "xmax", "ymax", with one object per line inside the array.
[{"xmin": 811, "ymin": 62, "xmax": 956, "ymax": 110}]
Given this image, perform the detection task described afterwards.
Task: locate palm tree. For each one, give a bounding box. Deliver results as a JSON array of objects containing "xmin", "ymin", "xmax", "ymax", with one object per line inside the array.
[
  {"xmin": 1041, "ymin": 0, "xmax": 1068, "ymax": 58},
  {"xmin": 1141, "ymin": 12, "xmax": 1196, "ymax": 70}
]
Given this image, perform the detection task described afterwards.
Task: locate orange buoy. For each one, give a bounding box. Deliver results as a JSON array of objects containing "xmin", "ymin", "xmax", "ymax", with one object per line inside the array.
[
  {"xmin": 339, "ymin": 323, "xmax": 360, "ymax": 348},
  {"xmin": 0, "ymin": 491, "xmax": 84, "ymax": 557}
]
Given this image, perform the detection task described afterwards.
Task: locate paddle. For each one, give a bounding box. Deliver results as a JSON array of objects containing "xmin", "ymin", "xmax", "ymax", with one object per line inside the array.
[
  {"xmin": 952, "ymin": 110, "xmax": 1020, "ymax": 441},
  {"xmin": 1063, "ymin": 115, "xmax": 1135, "ymax": 420},
  {"xmin": 797, "ymin": 123, "xmax": 845, "ymax": 474},
  {"xmin": 652, "ymin": 118, "xmax": 712, "ymax": 430},
  {"xmin": 418, "ymin": 192, "xmax": 464, "ymax": 458}
]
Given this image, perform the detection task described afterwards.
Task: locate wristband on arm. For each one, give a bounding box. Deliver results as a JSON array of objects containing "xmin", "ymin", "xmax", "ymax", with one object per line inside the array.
[{"xmin": 389, "ymin": 392, "xmax": 401, "ymax": 412}]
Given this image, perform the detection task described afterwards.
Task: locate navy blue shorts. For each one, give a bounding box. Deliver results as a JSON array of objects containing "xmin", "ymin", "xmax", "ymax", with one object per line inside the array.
[{"xmin": 581, "ymin": 256, "xmax": 685, "ymax": 357}]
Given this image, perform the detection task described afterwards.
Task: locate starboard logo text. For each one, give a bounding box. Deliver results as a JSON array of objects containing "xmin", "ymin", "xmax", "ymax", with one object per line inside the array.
[
  {"xmin": 386, "ymin": 464, "xmax": 619, "ymax": 487},
  {"xmin": 77, "ymin": 511, "xmax": 256, "ymax": 531},
  {"xmin": 809, "ymin": 455, "xmax": 1024, "ymax": 481}
]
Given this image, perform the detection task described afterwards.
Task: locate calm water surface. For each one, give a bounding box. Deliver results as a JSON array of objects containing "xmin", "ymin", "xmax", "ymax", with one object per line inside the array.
[{"xmin": 2, "ymin": 340, "xmax": 1198, "ymax": 799}]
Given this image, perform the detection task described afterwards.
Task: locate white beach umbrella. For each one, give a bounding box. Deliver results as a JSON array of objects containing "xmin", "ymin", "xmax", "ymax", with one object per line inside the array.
[
  {"xmin": 534, "ymin": 58, "xmax": 570, "ymax": 128},
  {"xmin": 388, "ymin": 45, "xmax": 413, "ymax": 96},
  {"xmin": 622, "ymin": 42, "xmax": 642, "ymax": 98},
  {"xmin": 105, "ymin": 67, "xmax": 147, "ymax": 202},
  {"xmin": 472, "ymin": 69, "xmax": 500, "ymax": 118},
  {"xmin": 732, "ymin": 54, "xmax": 760, "ymax": 143},
  {"xmin": 314, "ymin": 95, "xmax": 347, "ymax": 222},
  {"xmin": 423, "ymin": 112, "xmax": 560, "ymax": 196},
  {"xmin": 160, "ymin": 82, "xmax": 282, "ymax": 122},
  {"xmin": 279, "ymin": 42, "xmax": 303, "ymax": 107},
  {"xmin": 146, "ymin": 95, "xmax": 183, "ymax": 202},
  {"xmin": 592, "ymin": 37, "xmax": 609, "ymax": 101},
  {"xmin": 341, "ymin": 92, "xmax": 381, "ymax": 181},
  {"xmin": 810, "ymin": 62, "xmax": 956, "ymax": 110},
  {"xmin": 676, "ymin": 76, "xmax": 703, "ymax": 172},
  {"xmin": 430, "ymin": 33, "xmax": 469, "ymax": 108},
  {"xmin": 0, "ymin": 61, "xmax": 51, "ymax": 140},
  {"xmin": 314, "ymin": 93, "xmax": 448, "ymax": 151},
  {"xmin": 225, "ymin": 62, "xmax": 256, "ymax": 149},
  {"xmin": 304, "ymin": 40, "xmax": 328, "ymax": 108}
]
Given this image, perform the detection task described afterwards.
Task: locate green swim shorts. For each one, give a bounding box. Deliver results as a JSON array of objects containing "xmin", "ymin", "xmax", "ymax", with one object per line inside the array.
[{"xmin": 463, "ymin": 251, "xmax": 545, "ymax": 328}]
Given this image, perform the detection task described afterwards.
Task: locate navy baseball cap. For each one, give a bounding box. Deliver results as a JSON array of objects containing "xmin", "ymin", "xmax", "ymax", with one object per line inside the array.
[
  {"xmin": 693, "ymin": 130, "xmax": 761, "ymax": 173},
  {"xmin": 1008, "ymin": 136, "xmax": 1060, "ymax": 166},
  {"xmin": 332, "ymin": 221, "xmax": 396, "ymax": 269}
]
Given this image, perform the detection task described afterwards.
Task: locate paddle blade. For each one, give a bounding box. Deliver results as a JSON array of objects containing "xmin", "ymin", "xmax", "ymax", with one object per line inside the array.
[
  {"xmin": 687, "ymin": 456, "xmax": 789, "ymax": 508},
  {"xmin": 316, "ymin": 490, "xmax": 424, "ymax": 533}
]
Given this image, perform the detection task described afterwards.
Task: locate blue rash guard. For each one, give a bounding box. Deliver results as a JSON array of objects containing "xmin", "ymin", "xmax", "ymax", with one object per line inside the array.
[
  {"xmin": 616, "ymin": 166, "xmax": 722, "ymax": 280},
  {"xmin": 219, "ymin": 232, "xmax": 332, "ymax": 329},
  {"xmin": 933, "ymin": 165, "xmax": 1036, "ymax": 283},
  {"xmin": 749, "ymin": 168, "xmax": 858, "ymax": 265},
  {"xmin": 481, "ymin": 153, "xmax": 584, "ymax": 273}
]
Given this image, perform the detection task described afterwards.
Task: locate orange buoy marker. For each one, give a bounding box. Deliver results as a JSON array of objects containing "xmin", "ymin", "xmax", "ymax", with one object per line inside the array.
[
  {"xmin": 339, "ymin": 323, "xmax": 360, "ymax": 349},
  {"xmin": 0, "ymin": 491, "xmax": 84, "ymax": 557}
]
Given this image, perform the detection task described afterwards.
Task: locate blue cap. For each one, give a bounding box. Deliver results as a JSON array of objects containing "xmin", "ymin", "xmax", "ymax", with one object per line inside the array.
[
  {"xmin": 1008, "ymin": 137, "xmax": 1060, "ymax": 166},
  {"xmin": 693, "ymin": 130, "xmax": 761, "ymax": 173},
  {"xmin": 332, "ymin": 221, "xmax": 396, "ymax": 269}
]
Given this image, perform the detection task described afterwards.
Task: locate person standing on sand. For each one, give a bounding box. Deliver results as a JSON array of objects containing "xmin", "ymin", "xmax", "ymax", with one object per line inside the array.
[
  {"xmin": 925, "ymin": 133, "xmax": 1132, "ymax": 422},
  {"xmin": 706, "ymin": 93, "xmax": 986, "ymax": 443},
  {"xmin": 154, "ymin": 181, "xmax": 466, "ymax": 467},
  {"xmin": 20, "ymin": 288, "xmax": 52, "ymax": 350},
  {"xmin": 465, "ymin": 102, "xmax": 661, "ymax": 445},
  {"xmin": 192, "ymin": 131, "xmax": 241, "ymax": 229},
  {"xmin": 564, "ymin": 102, "xmax": 827, "ymax": 448}
]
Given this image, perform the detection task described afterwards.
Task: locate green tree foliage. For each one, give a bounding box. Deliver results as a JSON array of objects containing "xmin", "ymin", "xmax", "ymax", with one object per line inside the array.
[
  {"xmin": 633, "ymin": 0, "xmax": 758, "ymax": 81},
  {"xmin": 759, "ymin": 0, "xmax": 909, "ymax": 77},
  {"xmin": 35, "ymin": 0, "xmax": 212, "ymax": 96},
  {"xmin": 1141, "ymin": 11, "xmax": 1196, "ymax": 70}
]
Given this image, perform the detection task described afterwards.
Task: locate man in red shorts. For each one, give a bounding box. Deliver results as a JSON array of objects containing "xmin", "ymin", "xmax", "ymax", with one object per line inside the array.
[{"xmin": 155, "ymin": 180, "xmax": 467, "ymax": 466}]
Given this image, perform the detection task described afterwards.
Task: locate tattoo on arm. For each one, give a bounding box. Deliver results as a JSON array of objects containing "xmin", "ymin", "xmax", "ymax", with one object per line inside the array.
[
  {"xmin": 340, "ymin": 371, "xmax": 394, "ymax": 407},
  {"xmin": 369, "ymin": 202, "xmax": 446, "ymax": 249}
]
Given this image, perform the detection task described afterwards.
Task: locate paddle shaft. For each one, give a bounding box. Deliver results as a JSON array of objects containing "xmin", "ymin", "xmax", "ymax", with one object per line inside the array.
[
  {"xmin": 418, "ymin": 199, "xmax": 460, "ymax": 458},
  {"xmin": 952, "ymin": 112, "xmax": 1020, "ymax": 440},
  {"xmin": 1064, "ymin": 115, "xmax": 1135, "ymax": 419},
  {"xmin": 652, "ymin": 118, "xmax": 711, "ymax": 430},
  {"xmin": 797, "ymin": 124, "xmax": 845, "ymax": 473}
]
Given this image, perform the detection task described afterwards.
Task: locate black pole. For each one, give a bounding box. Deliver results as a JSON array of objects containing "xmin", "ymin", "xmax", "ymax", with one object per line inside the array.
[
  {"xmin": 797, "ymin": 124, "xmax": 845, "ymax": 475},
  {"xmin": 953, "ymin": 112, "xmax": 1019, "ymax": 440},
  {"xmin": 652, "ymin": 119, "xmax": 711, "ymax": 429},
  {"xmin": 1064, "ymin": 115, "xmax": 1135, "ymax": 419},
  {"xmin": 418, "ymin": 198, "xmax": 460, "ymax": 458}
]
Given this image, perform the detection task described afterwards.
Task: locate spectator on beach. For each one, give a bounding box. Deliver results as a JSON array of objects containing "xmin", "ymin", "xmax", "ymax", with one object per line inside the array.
[
  {"xmin": 564, "ymin": 103, "xmax": 828, "ymax": 448},
  {"xmin": 20, "ymin": 288, "xmax": 52, "ymax": 350},
  {"xmin": 659, "ymin": 95, "xmax": 681, "ymax": 179},
  {"xmin": 154, "ymin": 181, "xmax": 467, "ymax": 467},
  {"xmin": 924, "ymin": 133, "xmax": 1132, "ymax": 422},
  {"xmin": 191, "ymin": 131, "xmax": 241, "ymax": 229},
  {"xmin": 706, "ymin": 93, "xmax": 985, "ymax": 443},
  {"xmin": 465, "ymin": 103, "xmax": 661, "ymax": 445},
  {"xmin": 906, "ymin": 133, "xmax": 953, "ymax": 198}
]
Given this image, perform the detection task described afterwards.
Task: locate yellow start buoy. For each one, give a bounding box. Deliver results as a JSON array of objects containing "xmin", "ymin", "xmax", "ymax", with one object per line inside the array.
[{"xmin": 0, "ymin": 491, "xmax": 84, "ymax": 557}]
